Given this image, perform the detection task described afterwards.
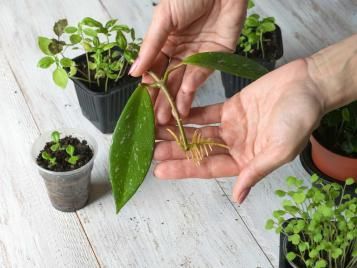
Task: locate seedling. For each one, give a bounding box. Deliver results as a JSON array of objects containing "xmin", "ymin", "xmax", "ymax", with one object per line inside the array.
[
  {"xmin": 41, "ymin": 151, "xmax": 57, "ymax": 167},
  {"xmin": 239, "ymin": 0, "xmax": 276, "ymax": 58},
  {"xmin": 50, "ymin": 130, "xmax": 61, "ymax": 152},
  {"xmin": 37, "ymin": 18, "xmax": 141, "ymax": 92},
  {"xmin": 66, "ymin": 145, "xmax": 79, "ymax": 165},
  {"xmin": 266, "ymin": 175, "xmax": 357, "ymax": 268},
  {"xmin": 110, "ymin": 51, "xmax": 269, "ymax": 213}
]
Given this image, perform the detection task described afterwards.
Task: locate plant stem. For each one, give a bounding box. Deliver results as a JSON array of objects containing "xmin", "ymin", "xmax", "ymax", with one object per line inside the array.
[
  {"xmin": 85, "ymin": 52, "xmax": 92, "ymax": 84},
  {"xmin": 72, "ymin": 76, "xmax": 95, "ymax": 83},
  {"xmin": 105, "ymin": 76, "xmax": 109, "ymax": 93},
  {"xmin": 260, "ymin": 33, "xmax": 265, "ymax": 59},
  {"xmin": 147, "ymin": 71, "xmax": 189, "ymax": 151}
]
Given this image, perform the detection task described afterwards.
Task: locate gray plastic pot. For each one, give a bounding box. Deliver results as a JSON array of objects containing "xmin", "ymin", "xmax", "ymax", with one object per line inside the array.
[{"xmin": 31, "ymin": 129, "xmax": 97, "ymax": 212}]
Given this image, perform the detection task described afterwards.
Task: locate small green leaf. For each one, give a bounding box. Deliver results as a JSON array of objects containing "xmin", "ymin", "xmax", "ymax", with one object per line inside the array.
[
  {"xmin": 286, "ymin": 252, "xmax": 296, "ymax": 262},
  {"xmin": 48, "ymin": 39, "xmax": 65, "ymax": 54},
  {"xmin": 67, "ymin": 155, "xmax": 79, "ymax": 165},
  {"xmin": 105, "ymin": 19, "xmax": 118, "ymax": 29},
  {"xmin": 342, "ymin": 108, "xmax": 350, "ymax": 122},
  {"xmin": 50, "ymin": 143, "xmax": 60, "ymax": 152},
  {"xmin": 275, "ymin": 190, "xmax": 286, "ymax": 197},
  {"xmin": 247, "ymin": 0, "xmax": 255, "ymax": 9},
  {"xmin": 315, "ymin": 259, "xmax": 327, "ymax": 268},
  {"xmin": 70, "ymin": 34, "xmax": 82, "ymax": 44},
  {"xmin": 38, "ymin": 36, "xmax": 53, "ymax": 55},
  {"xmin": 311, "ymin": 173, "xmax": 319, "ymax": 183},
  {"xmin": 116, "ymin": 31, "xmax": 127, "ymax": 49},
  {"xmin": 51, "ymin": 131, "xmax": 60, "ymax": 143},
  {"xmin": 37, "ymin": 56, "xmax": 55, "ymax": 68},
  {"xmin": 60, "ymin": 58, "xmax": 74, "ymax": 68},
  {"xmin": 53, "ymin": 68, "xmax": 68, "ymax": 89},
  {"xmin": 66, "ymin": 145, "xmax": 75, "ymax": 156},
  {"xmin": 69, "ymin": 66, "xmax": 77, "ymax": 77},
  {"xmin": 182, "ymin": 52, "xmax": 268, "ymax": 80},
  {"xmin": 41, "ymin": 151, "xmax": 51, "ymax": 160},
  {"xmin": 292, "ymin": 192, "xmax": 306, "ymax": 204},
  {"xmin": 83, "ymin": 28, "xmax": 97, "ymax": 37},
  {"xmin": 53, "ymin": 19, "xmax": 68, "ymax": 37},
  {"xmin": 345, "ymin": 177, "xmax": 355, "ymax": 185},
  {"xmin": 81, "ymin": 17, "xmax": 102, "ymax": 28},
  {"xmin": 260, "ymin": 22, "xmax": 276, "ymax": 33},
  {"xmin": 265, "ymin": 219, "xmax": 274, "ymax": 230},
  {"xmin": 64, "ymin": 26, "xmax": 77, "ymax": 34},
  {"xmin": 109, "ymin": 85, "xmax": 155, "ymax": 213}
]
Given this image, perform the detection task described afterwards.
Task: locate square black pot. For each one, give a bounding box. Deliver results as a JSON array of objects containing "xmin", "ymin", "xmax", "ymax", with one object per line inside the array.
[
  {"xmin": 71, "ymin": 54, "xmax": 140, "ymax": 134},
  {"xmin": 221, "ymin": 25, "xmax": 283, "ymax": 98}
]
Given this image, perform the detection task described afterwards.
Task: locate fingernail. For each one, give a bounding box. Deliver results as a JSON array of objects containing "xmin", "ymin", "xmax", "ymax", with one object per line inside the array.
[
  {"xmin": 129, "ymin": 57, "xmax": 140, "ymax": 75},
  {"xmin": 237, "ymin": 188, "xmax": 250, "ymax": 204}
]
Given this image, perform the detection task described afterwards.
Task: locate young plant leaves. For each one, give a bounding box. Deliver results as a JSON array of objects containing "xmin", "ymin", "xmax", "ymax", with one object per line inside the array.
[
  {"xmin": 109, "ymin": 85, "xmax": 155, "ymax": 213},
  {"xmin": 183, "ymin": 52, "xmax": 268, "ymax": 80}
]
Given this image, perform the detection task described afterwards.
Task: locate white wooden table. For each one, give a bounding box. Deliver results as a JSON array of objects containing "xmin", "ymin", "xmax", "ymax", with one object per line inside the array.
[{"xmin": 0, "ymin": 1, "xmax": 355, "ymax": 267}]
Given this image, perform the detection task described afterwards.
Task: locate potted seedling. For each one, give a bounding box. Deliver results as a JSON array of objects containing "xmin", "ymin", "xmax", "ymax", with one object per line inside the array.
[
  {"xmin": 109, "ymin": 51, "xmax": 269, "ymax": 213},
  {"xmin": 221, "ymin": 0, "xmax": 283, "ymax": 98},
  {"xmin": 31, "ymin": 129, "xmax": 97, "ymax": 212},
  {"xmin": 300, "ymin": 101, "xmax": 357, "ymax": 194},
  {"xmin": 266, "ymin": 175, "xmax": 357, "ymax": 268},
  {"xmin": 37, "ymin": 18, "xmax": 141, "ymax": 133}
]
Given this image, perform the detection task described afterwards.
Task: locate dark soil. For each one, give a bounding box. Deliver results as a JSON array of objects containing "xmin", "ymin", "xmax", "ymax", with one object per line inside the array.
[
  {"xmin": 36, "ymin": 136, "xmax": 93, "ymax": 172},
  {"xmin": 236, "ymin": 26, "xmax": 283, "ymax": 61}
]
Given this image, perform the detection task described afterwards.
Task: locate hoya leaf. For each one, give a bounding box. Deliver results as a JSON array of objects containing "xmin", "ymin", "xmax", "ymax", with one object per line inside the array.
[
  {"xmin": 182, "ymin": 52, "xmax": 268, "ymax": 80},
  {"xmin": 81, "ymin": 17, "xmax": 103, "ymax": 28},
  {"xmin": 64, "ymin": 26, "xmax": 77, "ymax": 34},
  {"xmin": 109, "ymin": 85, "xmax": 155, "ymax": 213},
  {"xmin": 70, "ymin": 34, "xmax": 82, "ymax": 44}
]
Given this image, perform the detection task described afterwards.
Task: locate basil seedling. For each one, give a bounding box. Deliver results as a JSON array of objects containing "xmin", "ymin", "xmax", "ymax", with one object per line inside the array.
[
  {"xmin": 65, "ymin": 145, "xmax": 79, "ymax": 165},
  {"xmin": 41, "ymin": 151, "xmax": 57, "ymax": 167}
]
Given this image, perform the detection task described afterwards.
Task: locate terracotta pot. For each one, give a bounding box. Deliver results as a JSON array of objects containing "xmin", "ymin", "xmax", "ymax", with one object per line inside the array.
[{"xmin": 310, "ymin": 135, "xmax": 357, "ymax": 181}]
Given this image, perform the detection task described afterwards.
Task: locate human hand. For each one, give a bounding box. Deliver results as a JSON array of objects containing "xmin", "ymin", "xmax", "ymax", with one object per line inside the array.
[
  {"xmin": 129, "ymin": 0, "xmax": 247, "ymax": 124},
  {"xmin": 153, "ymin": 59, "xmax": 325, "ymax": 203}
]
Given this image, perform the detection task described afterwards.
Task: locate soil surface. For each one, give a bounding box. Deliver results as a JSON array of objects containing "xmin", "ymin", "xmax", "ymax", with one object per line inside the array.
[{"xmin": 36, "ymin": 135, "xmax": 93, "ymax": 172}]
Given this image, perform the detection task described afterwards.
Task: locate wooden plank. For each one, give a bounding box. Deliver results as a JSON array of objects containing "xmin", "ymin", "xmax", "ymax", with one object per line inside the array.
[
  {"xmin": 0, "ymin": 0, "xmax": 273, "ymax": 267},
  {"xmin": 0, "ymin": 51, "xmax": 98, "ymax": 267}
]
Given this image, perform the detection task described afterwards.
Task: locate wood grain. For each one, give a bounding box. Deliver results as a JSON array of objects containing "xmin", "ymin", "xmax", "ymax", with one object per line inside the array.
[{"xmin": 0, "ymin": 0, "xmax": 355, "ymax": 267}]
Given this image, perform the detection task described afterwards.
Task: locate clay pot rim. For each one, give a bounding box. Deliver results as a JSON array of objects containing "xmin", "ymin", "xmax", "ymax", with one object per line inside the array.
[{"xmin": 311, "ymin": 134, "xmax": 357, "ymax": 161}]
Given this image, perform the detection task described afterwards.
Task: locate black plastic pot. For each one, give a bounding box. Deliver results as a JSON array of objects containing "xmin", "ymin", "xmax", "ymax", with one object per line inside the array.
[
  {"xmin": 71, "ymin": 54, "xmax": 140, "ymax": 133},
  {"xmin": 299, "ymin": 142, "xmax": 356, "ymax": 200},
  {"xmin": 221, "ymin": 25, "xmax": 283, "ymax": 98}
]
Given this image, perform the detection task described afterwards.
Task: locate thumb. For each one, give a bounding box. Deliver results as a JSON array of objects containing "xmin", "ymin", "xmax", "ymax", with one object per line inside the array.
[
  {"xmin": 232, "ymin": 148, "xmax": 293, "ymax": 204},
  {"xmin": 129, "ymin": 3, "xmax": 173, "ymax": 77}
]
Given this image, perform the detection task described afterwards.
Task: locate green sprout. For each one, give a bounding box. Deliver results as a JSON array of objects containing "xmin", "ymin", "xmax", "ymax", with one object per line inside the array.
[
  {"xmin": 37, "ymin": 17, "xmax": 141, "ymax": 92},
  {"xmin": 266, "ymin": 175, "xmax": 357, "ymax": 268},
  {"xmin": 41, "ymin": 151, "xmax": 57, "ymax": 167},
  {"xmin": 50, "ymin": 130, "xmax": 61, "ymax": 152},
  {"xmin": 65, "ymin": 145, "xmax": 79, "ymax": 165},
  {"xmin": 239, "ymin": 0, "xmax": 276, "ymax": 58}
]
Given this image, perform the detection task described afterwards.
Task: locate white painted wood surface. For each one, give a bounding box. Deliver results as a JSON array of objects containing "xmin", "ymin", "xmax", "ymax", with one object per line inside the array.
[{"xmin": 0, "ymin": 0, "xmax": 355, "ymax": 267}]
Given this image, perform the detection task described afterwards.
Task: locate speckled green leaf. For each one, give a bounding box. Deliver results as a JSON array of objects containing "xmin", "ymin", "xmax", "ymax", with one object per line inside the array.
[
  {"xmin": 109, "ymin": 85, "xmax": 154, "ymax": 213},
  {"xmin": 183, "ymin": 52, "xmax": 268, "ymax": 80}
]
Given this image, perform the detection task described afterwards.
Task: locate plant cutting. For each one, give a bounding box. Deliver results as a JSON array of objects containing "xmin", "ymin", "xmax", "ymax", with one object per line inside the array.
[
  {"xmin": 37, "ymin": 18, "xmax": 141, "ymax": 133},
  {"xmin": 221, "ymin": 0, "xmax": 283, "ymax": 97},
  {"xmin": 109, "ymin": 51, "xmax": 269, "ymax": 213},
  {"xmin": 266, "ymin": 174, "xmax": 357, "ymax": 268},
  {"xmin": 31, "ymin": 129, "xmax": 97, "ymax": 212}
]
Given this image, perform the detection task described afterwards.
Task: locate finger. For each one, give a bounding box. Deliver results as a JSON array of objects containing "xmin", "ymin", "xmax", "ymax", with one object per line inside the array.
[
  {"xmin": 154, "ymin": 140, "xmax": 228, "ymax": 161},
  {"xmin": 176, "ymin": 65, "xmax": 213, "ymax": 118},
  {"xmin": 130, "ymin": 4, "xmax": 172, "ymax": 76},
  {"xmin": 156, "ymin": 125, "xmax": 220, "ymax": 140},
  {"xmin": 154, "ymin": 154, "xmax": 239, "ymax": 179},
  {"xmin": 232, "ymin": 148, "xmax": 294, "ymax": 204},
  {"xmin": 142, "ymin": 52, "xmax": 170, "ymax": 103},
  {"xmin": 155, "ymin": 59, "xmax": 186, "ymax": 124}
]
